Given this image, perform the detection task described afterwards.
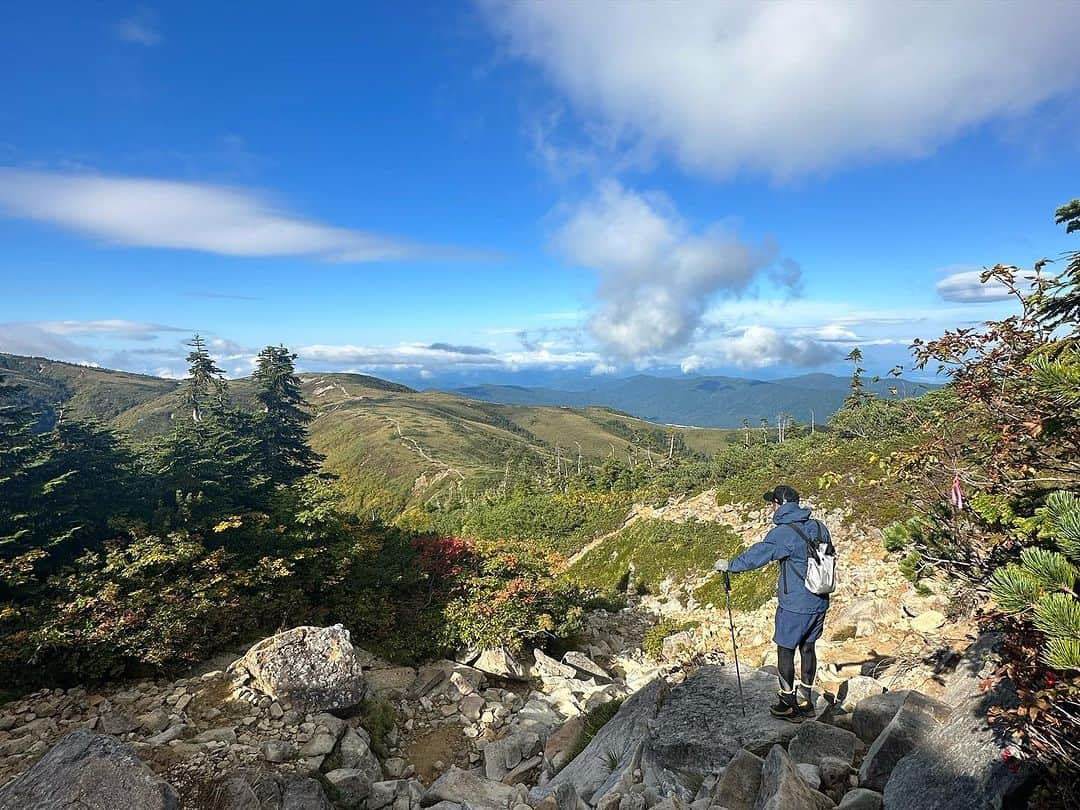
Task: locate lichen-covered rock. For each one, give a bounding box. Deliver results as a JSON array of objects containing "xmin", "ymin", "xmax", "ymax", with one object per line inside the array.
[
  {"xmin": 882, "ymin": 680, "xmax": 1029, "ymax": 809},
  {"xmin": 641, "ymin": 665, "xmax": 801, "ymax": 798},
  {"xmin": 230, "ymin": 625, "xmax": 367, "ymax": 712},
  {"xmin": 531, "ymin": 678, "xmax": 669, "ymax": 804},
  {"xmin": 0, "ymin": 730, "xmax": 179, "ymax": 810}
]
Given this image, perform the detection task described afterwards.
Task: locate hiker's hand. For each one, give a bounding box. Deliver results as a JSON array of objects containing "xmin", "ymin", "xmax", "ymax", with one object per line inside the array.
[{"xmin": 714, "ymin": 558, "xmax": 730, "ymax": 572}]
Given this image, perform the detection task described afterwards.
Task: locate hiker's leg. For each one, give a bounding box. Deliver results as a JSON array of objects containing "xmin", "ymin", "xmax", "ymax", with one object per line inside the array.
[
  {"xmin": 797, "ymin": 639, "xmax": 817, "ymax": 707},
  {"xmin": 771, "ymin": 645, "xmax": 800, "ymax": 718},
  {"xmin": 777, "ymin": 645, "xmax": 796, "ymax": 692}
]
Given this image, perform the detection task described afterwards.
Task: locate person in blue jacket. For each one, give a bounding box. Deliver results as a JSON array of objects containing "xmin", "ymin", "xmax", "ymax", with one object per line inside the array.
[{"xmin": 714, "ymin": 484, "xmax": 830, "ymax": 721}]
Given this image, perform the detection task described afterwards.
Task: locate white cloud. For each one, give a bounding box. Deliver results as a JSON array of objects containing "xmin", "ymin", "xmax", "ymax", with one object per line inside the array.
[
  {"xmin": 115, "ymin": 10, "xmax": 161, "ymax": 46},
  {"xmin": 481, "ymin": 0, "xmax": 1080, "ymax": 178},
  {"xmin": 554, "ymin": 180, "xmax": 784, "ymax": 358},
  {"xmin": 0, "ymin": 168, "xmax": 462, "ymax": 262},
  {"xmin": 298, "ymin": 340, "xmax": 603, "ymax": 373},
  {"xmin": 935, "ymin": 268, "xmax": 1029, "ymax": 303},
  {"xmin": 711, "ymin": 325, "xmax": 841, "ymax": 369}
]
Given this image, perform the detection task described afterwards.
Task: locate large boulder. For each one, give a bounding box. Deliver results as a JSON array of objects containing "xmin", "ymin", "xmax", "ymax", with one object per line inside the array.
[
  {"xmin": 474, "ymin": 648, "xmax": 532, "ymax": 680},
  {"xmin": 230, "ymin": 625, "xmax": 367, "ymax": 712},
  {"xmin": 484, "ymin": 726, "xmax": 543, "ymax": 781},
  {"xmin": 641, "ymin": 665, "xmax": 802, "ymax": 798},
  {"xmin": 883, "ymin": 671, "xmax": 1029, "ymax": 808},
  {"xmin": 859, "ymin": 693, "xmax": 951, "ymax": 791},
  {"xmin": 423, "ymin": 766, "xmax": 517, "ymax": 809},
  {"xmin": 531, "ymin": 677, "xmax": 669, "ymax": 804},
  {"xmin": 851, "ymin": 691, "xmax": 948, "ymax": 745},
  {"xmin": 0, "ymin": 730, "xmax": 179, "ymax": 810},
  {"xmin": 754, "ymin": 744, "xmax": 835, "ymax": 810}
]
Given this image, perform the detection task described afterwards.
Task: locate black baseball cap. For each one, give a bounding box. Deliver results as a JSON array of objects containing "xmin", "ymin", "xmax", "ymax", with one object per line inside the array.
[{"xmin": 763, "ymin": 485, "xmax": 800, "ymax": 504}]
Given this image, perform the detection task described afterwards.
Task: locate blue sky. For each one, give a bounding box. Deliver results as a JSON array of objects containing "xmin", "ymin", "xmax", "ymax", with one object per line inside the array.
[{"xmin": 1, "ymin": 1, "xmax": 1078, "ymax": 386}]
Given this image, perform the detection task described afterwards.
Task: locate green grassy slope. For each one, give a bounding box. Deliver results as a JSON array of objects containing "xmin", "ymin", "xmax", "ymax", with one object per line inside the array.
[{"xmin": 1, "ymin": 356, "xmax": 737, "ymax": 519}]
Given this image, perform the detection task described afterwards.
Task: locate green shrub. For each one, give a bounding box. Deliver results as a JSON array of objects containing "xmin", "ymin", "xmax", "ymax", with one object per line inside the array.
[
  {"xmin": 642, "ymin": 619, "xmax": 699, "ymax": 659},
  {"xmin": 564, "ymin": 698, "xmax": 625, "ymax": 766}
]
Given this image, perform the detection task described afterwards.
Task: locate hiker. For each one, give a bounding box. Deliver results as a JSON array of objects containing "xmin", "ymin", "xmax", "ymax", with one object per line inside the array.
[{"xmin": 714, "ymin": 485, "xmax": 834, "ymax": 720}]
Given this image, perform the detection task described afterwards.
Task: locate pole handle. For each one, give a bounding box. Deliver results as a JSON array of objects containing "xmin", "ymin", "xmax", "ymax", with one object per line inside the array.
[{"xmin": 723, "ymin": 569, "xmax": 731, "ymax": 592}]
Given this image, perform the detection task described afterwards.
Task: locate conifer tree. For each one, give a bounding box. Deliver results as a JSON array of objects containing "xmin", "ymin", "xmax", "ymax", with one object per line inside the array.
[
  {"xmin": 182, "ymin": 334, "xmax": 228, "ymax": 422},
  {"xmin": 843, "ymin": 347, "xmax": 871, "ymax": 409},
  {"xmin": 252, "ymin": 345, "xmax": 321, "ymax": 484}
]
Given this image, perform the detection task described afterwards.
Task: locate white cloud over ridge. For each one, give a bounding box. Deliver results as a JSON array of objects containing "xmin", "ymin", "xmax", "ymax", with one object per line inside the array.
[
  {"xmin": 554, "ymin": 181, "xmax": 788, "ymax": 358},
  {"xmin": 482, "ymin": 0, "xmax": 1080, "ymax": 178},
  {"xmin": 0, "ymin": 169, "xmax": 458, "ymax": 262},
  {"xmin": 936, "ymin": 268, "xmax": 1027, "ymax": 303}
]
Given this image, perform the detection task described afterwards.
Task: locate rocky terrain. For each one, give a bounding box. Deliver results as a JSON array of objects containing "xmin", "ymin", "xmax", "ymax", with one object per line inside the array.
[{"xmin": 0, "ymin": 498, "xmax": 1022, "ymax": 809}]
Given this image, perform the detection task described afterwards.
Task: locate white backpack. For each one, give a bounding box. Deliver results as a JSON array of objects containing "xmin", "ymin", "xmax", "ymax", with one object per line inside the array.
[{"xmin": 790, "ymin": 520, "xmax": 837, "ymax": 596}]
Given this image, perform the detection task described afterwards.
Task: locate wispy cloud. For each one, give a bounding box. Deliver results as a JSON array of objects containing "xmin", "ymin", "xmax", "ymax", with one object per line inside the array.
[
  {"xmin": 0, "ymin": 168, "xmax": 476, "ymax": 262},
  {"xmin": 115, "ymin": 9, "xmax": 161, "ymax": 47},
  {"xmin": 35, "ymin": 319, "xmax": 186, "ymax": 340},
  {"xmin": 481, "ymin": 1, "xmax": 1080, "ymax": 179}
]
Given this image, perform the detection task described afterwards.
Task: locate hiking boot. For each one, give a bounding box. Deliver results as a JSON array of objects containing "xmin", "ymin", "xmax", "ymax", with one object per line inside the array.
[
  {"xmin": 796, "ymin": 685, "xmax": 816, "ymax": 717},
  {"xmin": 769, "ymin": 690, "xmax": 802, "ymax": 722}
]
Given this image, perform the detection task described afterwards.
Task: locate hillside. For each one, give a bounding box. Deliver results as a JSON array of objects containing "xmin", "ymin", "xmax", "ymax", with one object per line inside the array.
[
  {"xmin": 452, "ymin": 372, "xmax": 936, "ymax": 428},
  {"xmin": 1, "ymin": 354, "xmax": 741, "ymax": 517}
]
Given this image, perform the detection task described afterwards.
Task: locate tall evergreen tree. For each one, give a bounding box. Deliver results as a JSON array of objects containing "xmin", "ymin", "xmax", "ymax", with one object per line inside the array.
[
  {"xmin": 182, "ymin": 334, "xmax": 228, "ymax": 422},
  {"xmin": 252, "ymin": 346, "xmax": 321, "ymax": 484},
  {"xmin": 843, "ymin": 347, "xmax": 871, "ymax": 409}
]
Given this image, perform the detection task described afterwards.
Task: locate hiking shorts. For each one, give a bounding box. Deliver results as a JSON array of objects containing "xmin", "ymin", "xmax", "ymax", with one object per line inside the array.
[{"xmin": 774, "ymin": 608, "xmax": 826, "ymax": 649}]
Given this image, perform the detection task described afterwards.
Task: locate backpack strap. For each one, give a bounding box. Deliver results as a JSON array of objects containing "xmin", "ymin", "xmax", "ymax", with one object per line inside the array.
[{"xmin": 788, "ymin": 520, "xmax": 823, "ymax": 564}]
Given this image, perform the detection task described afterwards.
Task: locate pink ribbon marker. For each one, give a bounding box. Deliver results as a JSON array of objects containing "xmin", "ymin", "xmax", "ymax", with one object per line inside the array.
[{"xmin": 949, "ymin": 475, "xmax": 965, "ymax": 510}]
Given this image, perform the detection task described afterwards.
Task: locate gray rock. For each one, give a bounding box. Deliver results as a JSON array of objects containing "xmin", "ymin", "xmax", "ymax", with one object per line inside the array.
[
  {"xmin": 882, "ymin": 687, "xmax": 1029, "ymax": 809},
  {"xmin": 484, "ymin": 727, "xmax": 542, "ymax": 780},
  {"xmin": 851, "ymin": 691, "xmax": 938, "ymax": 745},
  {"xmin": 331, "ymin": 725, "xmax": 381, "ymax": 782},
  {"xmin": 367, "ymin": 779, "xmax": 411, "ymax": 810},
  {"xmin": 136, "ymin": 707, "xmax": 172, "ymax": 735},
  {"xmin": 562, "ymin": 651, "xmax": 613, "ymax": 683},
  {"xmin": 424, "ymin": 766, "xmax": 517, "ymax": 809},
  {"xmin": 836, "ymin": 676, "xmax": 887, "ymax": 713},
  {"xmin": 230, "ymin": 625, "xmax": 367, "ymax": 712},
  {"xmin": 146, "ymin": 724, "xmax": 189, "ymax": 745},
  {"xmin": 97, "ymin": 710, "xmax": 137, "ymax": 735},
  {"xmin": 282, "ymin": 777, "xmax": 334, "ymax": 810},
  {"xmin": 207, "ymin": 778, "xmax": 261, "ymax": 810},
  {"xmin": 940, "ymin": 633, "xmax": 1004, "ymax": 707},
  {"xmin": 710, "ymin": 748, "xmax": 763, "ymax": 810},
  {"xmin": 366, "ymin": 666, "xmax": 419, "ymax": 697},
  {"xmin": 859, "ymin": 694, "xmax": 951, "ymax": 791},
  {"xmin": 0, "ymin": 730, "xmax": 179, "ymax": 810},
  {"xmin": 194, "ymin": 726, "xmax": 237, "ymax": 744},
  {"xmin": 475, "ymin": 648, "xmax": 531, "ymax": 680},
  {"xmin": 323, "ymin": 768, "xmax": 371, "ymax": 807},
  {"xmin": 797, "ymin": 763, "xmax": 823, "ymax": 791},
  {"xmin": 837, "ymin": 788, "xmax": 883, "ymax": 809},
  {"xmin": 641, "ymin": 666, "xmax": 801, "ymax": 798},
  {"xmin": 818, "ymin": 756, "xmax": 851, "ymax": 800},
  {"xmin": 754, "ymin": 744, "xmax": 835, "ymax": 810},
  {"xmin": 300, "ymin": 732, "xmax": 338, "ymax": 758},
  {"xmin": 534, "ymin": 648, "xmax": 578, "ymax": 680},
  {"xmin": 788, "ymin": 721, "xmax": 857, "ymax": 768},
  {"xmin": 262, "ymin": 739, "xmax": 298, "ymax": 763},
  {"xmin": 531, "ymin": 678, "xmax": 668, "ymax": 804}
]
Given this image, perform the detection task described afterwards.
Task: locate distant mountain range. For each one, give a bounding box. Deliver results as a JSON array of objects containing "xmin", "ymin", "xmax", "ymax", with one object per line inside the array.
[{"xmin": 449, "ymin": 373, "xmax": 937, "ymax": 428}]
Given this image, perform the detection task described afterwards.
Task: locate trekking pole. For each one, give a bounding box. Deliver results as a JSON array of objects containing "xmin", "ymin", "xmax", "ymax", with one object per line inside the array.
[{"xmin": 723, "ymin": 570, "xmax": 747, "ymax": 716}]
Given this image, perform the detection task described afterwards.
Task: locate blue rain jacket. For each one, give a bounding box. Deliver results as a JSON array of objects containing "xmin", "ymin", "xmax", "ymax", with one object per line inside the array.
[{"xmin": 729, "ymin": 501, "xmax": 831, "ymax": 615}]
